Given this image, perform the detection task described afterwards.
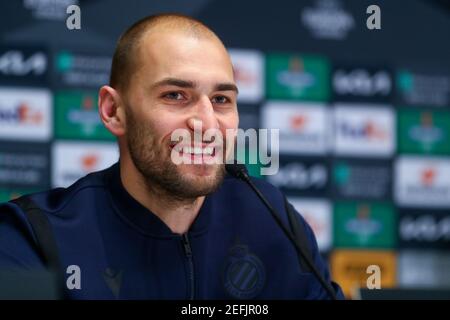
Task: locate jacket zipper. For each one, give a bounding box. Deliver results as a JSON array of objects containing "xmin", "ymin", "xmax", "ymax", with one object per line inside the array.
[{"xmin": 182, "ymin": 233, "xmax": 195, "ymax": 300}]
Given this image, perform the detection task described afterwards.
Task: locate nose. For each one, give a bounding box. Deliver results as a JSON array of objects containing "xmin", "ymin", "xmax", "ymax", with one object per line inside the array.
[{"xmin": 186, "ymin": 95, "xmax": 219, "ymax": 135}]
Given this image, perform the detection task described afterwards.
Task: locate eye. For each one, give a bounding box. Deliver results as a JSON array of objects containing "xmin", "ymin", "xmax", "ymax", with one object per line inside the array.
[
  {"xmin": 163, "ymin": 92, "xmax": 185, "ymax": 100},
  {"xmin": 212, "ymin": 95, "xmax": 230, "ymax": 104}
]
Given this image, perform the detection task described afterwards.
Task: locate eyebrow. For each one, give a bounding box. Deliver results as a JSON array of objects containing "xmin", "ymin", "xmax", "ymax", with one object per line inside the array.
[{"xmin": 152, "ymin": 77, "xmax": 239, "ymax": 94}]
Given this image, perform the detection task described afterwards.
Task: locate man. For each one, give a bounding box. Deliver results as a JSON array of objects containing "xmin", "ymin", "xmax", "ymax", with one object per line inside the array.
[{"xmin": 0, "ymin": 14, "xmax": 343, "ymax": 299}]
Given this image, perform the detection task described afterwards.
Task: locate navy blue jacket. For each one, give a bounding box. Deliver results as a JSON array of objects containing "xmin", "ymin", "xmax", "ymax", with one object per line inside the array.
[{"xmin": 0, "ymin": 162, "xmax": 343, "ymax": 299}]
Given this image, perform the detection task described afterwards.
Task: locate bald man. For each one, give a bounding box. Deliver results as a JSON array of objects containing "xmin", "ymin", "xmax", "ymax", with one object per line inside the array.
[{"xmin": 0, "ymin": 14, "xmax": 344, "ymax": 300}]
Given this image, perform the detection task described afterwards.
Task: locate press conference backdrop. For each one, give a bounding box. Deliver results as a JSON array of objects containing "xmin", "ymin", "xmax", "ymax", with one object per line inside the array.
[{"xmin": 0, "ymin": 0, "xmax": 449, "ymax": 298}]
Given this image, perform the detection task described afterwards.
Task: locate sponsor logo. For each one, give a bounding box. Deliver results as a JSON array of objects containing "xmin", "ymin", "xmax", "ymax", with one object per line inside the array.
[
  {"xmin": 268, "ymin": 158, "xmax": 328, "ymax": 196},
  {"xmin": 331, "ymin": 250, "xmax": 396, "ymax": 298},
  {"xmin": 398, "ymin": 109, "xmax": 450, "ymax": 154},
  {"xmin": 334, "ymin": 202, "xmax": 396, "ymax": 248},
  {"xmin": 300, "ymin": 0, "xmax": 355, "ymax": 40},
  {"xmin": 266, "ymin": 54, "xmax": 330, "ymax": 101},
  {"xmin": 55, "ymin": 91, "xmax": 114, "ymax": 140},
  {"xmin": 229, "ymin": 49, "xmax": 264, "ymax": 103},
  {"xmin": 288, "ymin": 198, "xmax": 332, "ymax": 252},
  {"xmin": 339, "ymin": 120, "xmax": 388, "ymax": 140},
  {"xmin": 408, "ymin": 112, "xmax": 444, "ymax": 145},
  {"xmin": 52, "ymin": 141, "xmax": 118, "ymax": 187},
  {"xmin": 0, "ymin": 142, "xmax": 50, "ymax": 189},
  {"xmin": 395, "ymin": 157, "xmax": 450, "ymax": 208},
  {"xmin": 344, "ymin": 205, "xmax": 382, "ymax": 239},
  {"xmin": 0, "ymin": 87, "xmax": 52, "ymax": 141},
  {"xmin": 333, "ymin": 160, "xmax": 391, "ymax": 200},
  {"xmin": 55, "ymin": 51, "xmax": 111, "ymax": 88},
  {"xmin": 270, "ymin": 163, "xmax": 326, "ymax": 189},
  {"xmin": 0, "ymin": 50, "xmax": 46, "ymax": 76},
  {"xmin": 334, "ymin": 104, "xmax": 395, "ymax": 157},
  {"xmin": 277, "ymin": 57, "xmax": 315, "ymax": 90},
  {"xmin": 398, "ymin": 251, "xmax": 450, "ymax": 287},
  {"xmin": 332, "ymin": 67, "xmax": 392, "ymax": 101},
  {"xmin": 399, "ymin": 210, "xmax": 450, "ymax": 249},
  {"xmin": 0, "ymin": 46, "xmax": 48, "ymax": 84},
  {"xmin": 261, "ymin": 102, "xmax": 329, "ymax": 155},
  {"xmin": 397, "ymin": 69, "xmax": 450, "ymax": 107},
  {"xmin": 0, "ymin": 102, "xmax": 43, "ymax": 124}
]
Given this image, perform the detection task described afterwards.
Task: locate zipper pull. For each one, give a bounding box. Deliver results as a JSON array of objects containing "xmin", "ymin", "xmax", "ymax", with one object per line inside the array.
[{"xmin": 182, "ymin": 233, "xmax": 192, "ymax": 257}]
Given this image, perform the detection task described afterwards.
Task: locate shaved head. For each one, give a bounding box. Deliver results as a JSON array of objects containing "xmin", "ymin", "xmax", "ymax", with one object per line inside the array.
[{"xmin": 109, "ymin": 14, "xmax": 226, "ymax": 93}]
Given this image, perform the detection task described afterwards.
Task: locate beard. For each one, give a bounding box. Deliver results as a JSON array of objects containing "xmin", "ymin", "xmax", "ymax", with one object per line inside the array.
[{"xmin": 125, "ymin": 108, "xmax": 226, "ymax": 200}]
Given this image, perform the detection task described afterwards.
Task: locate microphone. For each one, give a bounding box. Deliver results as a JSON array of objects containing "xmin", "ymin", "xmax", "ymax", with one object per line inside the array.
[{"xmin": 225, "ymin": 162, "xmax": 337, "ymax": 300}]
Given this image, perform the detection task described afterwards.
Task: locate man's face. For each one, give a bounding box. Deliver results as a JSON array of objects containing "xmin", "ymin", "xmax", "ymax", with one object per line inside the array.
[{"xmin": 122, "ymin": 30, "xmax": 239, "ymax": 199}]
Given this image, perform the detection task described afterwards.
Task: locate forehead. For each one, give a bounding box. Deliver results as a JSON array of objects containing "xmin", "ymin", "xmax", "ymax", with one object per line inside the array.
[{"xmin": 136, "ymin": 29, "xmax": 234, "ymax": 84}]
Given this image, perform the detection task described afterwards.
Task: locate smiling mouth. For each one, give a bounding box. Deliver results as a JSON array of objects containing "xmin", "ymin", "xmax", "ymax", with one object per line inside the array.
[{"xmin": 171, "ymin": 144, "xmax": 218, "ymax": 158}]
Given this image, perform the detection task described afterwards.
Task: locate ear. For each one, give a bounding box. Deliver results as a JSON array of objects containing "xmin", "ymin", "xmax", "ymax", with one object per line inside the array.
[{"xmin": 98, "ymin": 85, "xmax": 126, "ymax": 137}]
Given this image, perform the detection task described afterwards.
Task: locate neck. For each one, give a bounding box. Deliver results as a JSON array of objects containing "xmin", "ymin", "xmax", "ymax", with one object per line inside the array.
[{"xmin": 119, "ymin": 155, "xmax": 204, "ymax": 235}]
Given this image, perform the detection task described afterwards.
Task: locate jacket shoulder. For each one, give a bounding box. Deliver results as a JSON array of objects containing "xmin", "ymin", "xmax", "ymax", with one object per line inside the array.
[
  {"xmin": 0, "ymin": 201, "xmax": 43, "ymax": 269},
  {"xmin": 17, "ymin": 164, "xmax": 113, "ymax": 215}
]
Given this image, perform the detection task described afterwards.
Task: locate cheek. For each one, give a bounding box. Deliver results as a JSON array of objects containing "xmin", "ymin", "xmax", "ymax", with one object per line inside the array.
[
  {"xmin": 157, "ymin": 116, "xmax": 188, "ymax": 145},
  {"xmin": 219, "ymin": 114, "xmax": 239, "ymax": 147},
  {"xmin": 220, "ymin": 111, "xmax": 239, "ymax": 131},
  {"xmin": 139, "ymin": 106, "xmax": 182, "ymax": 140},
  {"xmin": 220, "ymin": 113, "xmax": 239, "ymax": 157}
]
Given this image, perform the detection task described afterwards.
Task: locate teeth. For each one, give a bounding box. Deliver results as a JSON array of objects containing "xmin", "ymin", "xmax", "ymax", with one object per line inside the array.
[
  {"xmin": 204, "ymin": 147, "xmax": 213, "ymax": 155},
  {"xmin": 181, "ymin": 146, "xmax": 214, "ymax": 156},
  {"xmin": 182, "ymin": 147, "xmax": 203, "ymax": 155}
]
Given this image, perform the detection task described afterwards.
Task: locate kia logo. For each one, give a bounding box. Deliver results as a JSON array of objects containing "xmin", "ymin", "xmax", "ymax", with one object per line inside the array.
[
  {"xmin": 268, "ymin": 163, "xmax": 327, "ymax": 189},
  {"xmin": 333, "ymin": 69, "xmax": 391, "ymax": 96},
  {"xmin": 400, "ymin": 215, "xmax": 450, "ymax": 242},
  {"xmin": 0, "ymin": 51, "xmax": 47, "ymax": 76}
]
